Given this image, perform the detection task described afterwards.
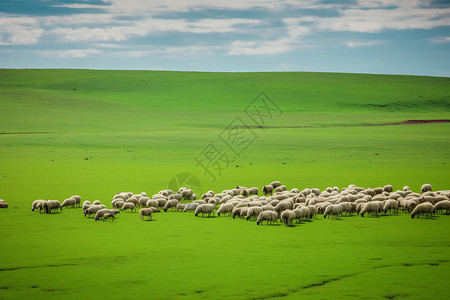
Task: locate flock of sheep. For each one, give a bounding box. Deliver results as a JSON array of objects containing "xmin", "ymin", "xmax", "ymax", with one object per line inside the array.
[{"xmin": 25, "ymin": 182, "xmax": 450, "ymax": 226}]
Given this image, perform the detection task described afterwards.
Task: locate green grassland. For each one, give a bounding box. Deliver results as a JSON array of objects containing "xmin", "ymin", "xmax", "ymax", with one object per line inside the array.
[{"xmin": 0, "ymin": 69, "xmax": 449, "ymax": 299}]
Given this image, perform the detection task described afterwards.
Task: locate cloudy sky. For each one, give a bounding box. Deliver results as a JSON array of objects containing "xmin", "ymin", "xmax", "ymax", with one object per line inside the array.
[{"xmin": 0, "ymin": 0, "xmax": 449, "ymax": 76}]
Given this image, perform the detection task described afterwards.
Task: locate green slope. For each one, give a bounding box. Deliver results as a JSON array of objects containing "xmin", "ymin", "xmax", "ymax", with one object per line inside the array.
[{"xmin": 0, "ymin": 69, "xmax": 449, "ymax": 299}]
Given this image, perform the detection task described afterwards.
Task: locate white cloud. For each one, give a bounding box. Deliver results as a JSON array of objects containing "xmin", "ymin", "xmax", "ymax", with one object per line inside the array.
[
  {"xmin": 301, "ymin": 6, "xmax": 450, "ymax": 33},
  {"xmin": 430, "ymin": 36, "xmax": 450, "ymax": 43},
  {"xmin": 228, "ymin": 38, "xmax": 294, "ymax": 55},
  {"xmin": 345, "ymin": 40, "xmax": 384, "ymax": 47},
  {"xmin": 39, "ymin": 48, "xmax": 102, "ymax": 58},
  {"xmin": 0, "ymin": 15, "xmax": 44, "ymax": 45}
]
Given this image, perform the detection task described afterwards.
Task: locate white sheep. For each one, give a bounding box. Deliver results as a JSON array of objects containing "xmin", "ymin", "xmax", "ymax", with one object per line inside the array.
[
  {"xmin": 61, "ymin": 197, "xmax": 76, "ymax": 208},
  {"xmin": 383, "ymin": 185, "xmax": 393, "ymax": 193},
  {"xmin": 310, "ymin": 188, "xmax": 320, "ymax": 196},
  {"xmin": 360, "ymin": 201, "xmax": 383, "ymax": 217},
  {"xmin": 163, "ymin": 199, "xmax": 180, "ymax": 212},
  {"xmin": 95, "ymin": 209, "xmax": 120, "ymax": 221},
  {"xmin": 84, "ymin": 205, "xmax": 106, "ymax": 218},
  {"xmin": 122, "ymin": 202, "xmax": 136, "ymax": 212},
  {"xmin": 433, "ymin": 200, "xmax": 450, "ymax": 214},
  {"xmin": 239, "ymin": 207, "xmax": 250, "ymax": 218},
  {"xmin": 0, "ymin": 200, "xmax": 8, "ymax": 208},
  {"xmin": 217, "ymin": 203, "xmax": 234, "ymax": 217},
  {"xmin": 421, "ymin": 183, "xmax": 432, "ymax": 193},
  {"xmin": 246, "ymin": 207, "xmax": 263, "ymax": 221},
  {"xmin": 256, "ymin": 211, "xmax": 278, "ymax": 225},
  {"xmin": 232, "ymin": 207, "xmax": 243, "ymax": 219},
  {"xmin": 248, "ymin": 187, "xmax": 259, "ymax": 195},
  {"xmin": 138, "ymin": 197, "xmax": 151, "ymax": 207},
  {"xmin": 112, "ymin": 200, "xmax": 124, "ymax": 209},
  {"xmin": 274, "ymin": 201, "xmax": 292, "ymax": 214},
  {"xmin": 323, "ymin": 204, "xmax": 342, "ymax": 219},
  {"xmin": 92, "ymin": 200, "xmax": 102, "ymax": 205},
  {"xmin": 139, "ymin": 208, "xmax": 153, "ymax": 221},
  {"xmin": 183, "ymin": 202, "xmax": 199, "ymax": 212},
  {"xmin": 307, "ymin": 205, "xmax": 318, "ymax": 219},
  {"xmin": 411, "ymin": 202, "xmax": 434, "ymax": 218},
  {"xmin": 383, "ymin": 200, "xmax": 399, "ymax": 214},
  {"xmin": 293, "ymin": 207, "xmax": 310, "ymax": 223},
  {"xmin": 70, "ymin": 195, "xmax": 81, "ymax": 207},
  {"xmin": 169, "ymin": 193, "xmax": 182, "ymax": 201},
  {"xmin": 31, "ymin": 200, "xmax": 46, "ymax": 212},
  {"xmin": 176, "ymin": 203, "xmax": 186, "ymax": 212},
  {"xmin": 270, "ymin": 181, "xmax": 282, "ymax": 188},
  {"xmin": 194, "ymin": 203, "xmax": 215, "ymax": 217},
  {"xmin": 262, "ymin": 185, "xmax": 274, "ymax": 195},
  {"xmin": 146, "ymin": 199, "xmax": 159, "ymax": 208},
  {"xmin": 103, "ymin": 213, "xmax": 115, "ymax": 222},
  {"xmin": 280, "ymin": 210, "xmax": 296, "ymax": 226},
  {"xmin": 44, "ymin": 200, "xmax": 62, "ymax": 214}
]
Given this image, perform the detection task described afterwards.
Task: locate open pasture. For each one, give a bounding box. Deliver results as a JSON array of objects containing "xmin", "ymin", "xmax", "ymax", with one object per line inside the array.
[{"xmin": 0, "ymin": 69, "xmax": 449, "ymax": 299}]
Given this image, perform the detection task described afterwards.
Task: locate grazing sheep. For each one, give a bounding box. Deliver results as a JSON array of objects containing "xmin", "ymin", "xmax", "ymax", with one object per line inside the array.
[
  {"xmin": 433, "ymin": 200, "xmax": 450, "ymax": 214},
  {"xmin": 293, "ymin": 207, "xmax": 310, "ymax": 223},
  {"xmin": 400, "ymin": 199, "xmax": 418, "ymax": 213},
  {"xmin": 44, "ymin": 200, "xmax": 62, "ymax": 214},
  {"xmin": 256, "ymin": 211, "xmax": 278, "ymax": 225},
  {"xmin": 360, "ymin": 201, "xmax": 383, "ymax": 217},
  {"xmin": 274, "ymin": 185, "xmax": 287, "ymax": 193},
  {"xmin": 61, "ymin": 197, "xmax": 76, "ymax": 208},
  {"xmin": 246, "ymin": 207, "xmax": 263, "ymax": 221},
  {"xmin": 248, "ymin": 187, "xmax": 259, "ymax": 195},
  {"xmin": 122, "ymin": 202, "xmax": 136, "ymax": 212},
  {"xmin": 310, "ymin": 188, "xmax": 320, "ymax": 197},
  {"xmin": 183, "ymin": 202, "xmax": 199, "ymax": 212},
  {"xmin": 232, "ymin": 207, "xmax": 243, "ymax": 219},
  {"xmin": 103, "ymin": 213, "xmax": 115, "ymax": 222},
  {"xmin": 84, "ymin": 205, "xmax": 106, "ymax": 218},
  {"xmin": 112, "ymin": 200, "xmax": 124, "ymax": 209},
  {"xmin": 262, "ymin": 185, "xmax": 274, "ymax": 196},
  {"xmin": 338, "ymin": 202, "xmax": 353, "ymax": 215},
  {"xmin": 383, "ymin": 200, "xmax": 399, "ymax": 214},
  {"xmin": 139, "ymin": 208, "xmax": 153, "ymax": 221},
  {"xmin": 324, "ymin": 204, "xmax": 342, "ymax": 219},
  {"xmin": 383, "ymin": 185, "xmax": 393, "ymax": 193},
  {"xmin": 270, "ymin": 181, "xmax": 282, "ymax": 188},
  {"xmin": 95, "ymin": 209, "xmax": 120, "ymax": 221},
  {"xmin": 71, "ymin": 195, "xmax": 81, "ymax": 207},
  {"xmin": 411, "ymin": 202, "xmax": 434, "ymax": 218},
  {"xmin": 92, "ymin": 200, "xmax": 102, "ymax": 206},
  {"xmin": 146, "ymin": 199, "xmax": 159, "ymax": 208},
  {"xmin": 163, "ymin": 199, "xmax": 180, "ymax": 212},
  {"xmin": 169, "ymin": 193, "xmax": 182, "ymax": 201},
  {"xmin": 32, "ymin": 200, "xmax": 46, "ymax": 212},
  {"xmin": 217, "ymin": 203, "xmax": 234, "ymax": 217},
  {"xmin": 239, "ymin": 207, "xmax": 250, "ymax": 219},
  {"xmin": 176, "ymin": 203, "xmax": 186, "ymax": 212},
  {"xmin": 138, "ymin": 197, "xmax": 151, "ymax": 207},
  {"xmin": 0, "ymin": 201, "xmax": 8, "ymax": 208},
  {"xmin": 280, "ymin": 210, "xmax": 296, "ymax": 226},
  {"xmin": 125, "ymin": 197, "xmax": 138, "ymax": 206},
  {"xmin": 274, "ymin": 201, "xmax": 292, "ymax": 215},
  {"xmin": 307, "ymin": 205, "xmax": 318, "ymax": 219},
  {"xmin": 178, "ymin": 188, "xmax": 194, "ymax": 200},
  {"xmin": 156, "ymin": 198, "xmax": 168, "ymax": 208},
  {"xmin": 114, "ymin": 192, "xmax": 130, "ymax": 201},
  {"xmin": 421, "ymin": 183, "xmax": 432, "ymax": 194},
  {"xmin": 195, "ymin": 204, "xmax": 215, "ymax": 217}
]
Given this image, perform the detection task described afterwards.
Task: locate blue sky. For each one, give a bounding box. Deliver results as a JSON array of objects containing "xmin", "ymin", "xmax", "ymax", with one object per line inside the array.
[{"xmin": 0, "ymin": 0, "xmax": 449, "ymax": 76}]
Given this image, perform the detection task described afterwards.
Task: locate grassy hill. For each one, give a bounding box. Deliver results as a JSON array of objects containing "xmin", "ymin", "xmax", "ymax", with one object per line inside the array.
[{"xmin": 0, "ymin": 69, "xmax": 449, "ymax": 299}]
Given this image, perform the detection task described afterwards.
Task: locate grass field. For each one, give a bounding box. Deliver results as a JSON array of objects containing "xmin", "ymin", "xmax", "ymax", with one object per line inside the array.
[{"xmin": 0, "ymin": 69, "xmax": 449, "ymax": 299}]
